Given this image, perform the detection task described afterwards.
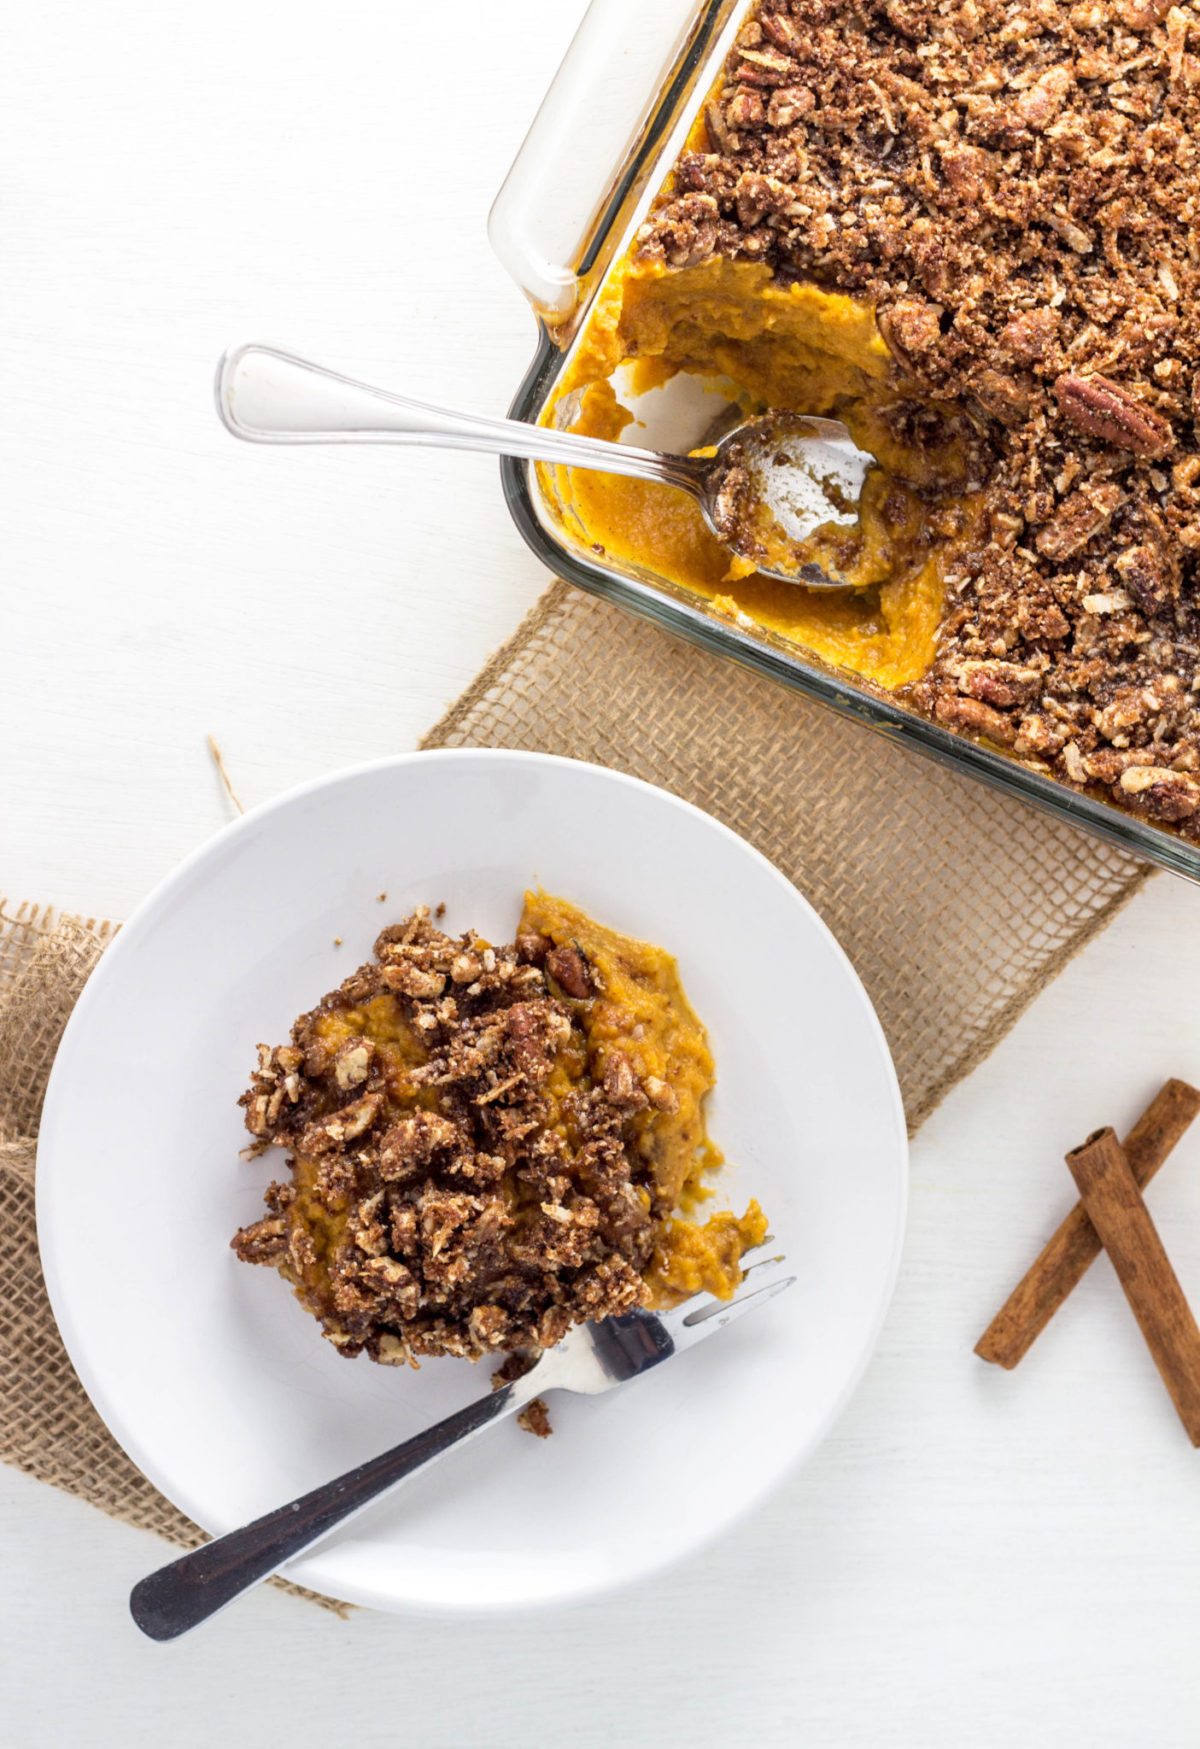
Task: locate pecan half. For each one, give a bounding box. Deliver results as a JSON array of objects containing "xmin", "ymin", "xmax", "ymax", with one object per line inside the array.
[
  {"xmin": 736, "ymin": 47, "xmax": 793, "ymax": 86},
  {"xmin": 726, "ymin": 88, "xmax": 766, "ymax": 132},
  {"xmin": 957, "ymin": 659, "xmax": 1044, "ymax": 709},
  {"xmin": 759, "ymin": 11, "xmax": 803, "ymax": 49},
  {"xmin": 933, "ymin": 695, "xmax": 1018, "ymax": 746},
  {"xmin": 545, "ymin": 943, "xmax": 593, "ymax": 999},
  {"xmin": 1052, "ymin": 375, "xmax": 1175, "ymax": 459}
]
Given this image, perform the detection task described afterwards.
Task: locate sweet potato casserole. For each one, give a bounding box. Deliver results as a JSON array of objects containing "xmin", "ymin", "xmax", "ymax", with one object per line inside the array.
[
  {"xmin": 232, "ymin": 895, "xmax": 763, "ymax": 1379},
  {"xmin": 553, "ymin": 0, "xmax": 1200, "ymax": 837}
]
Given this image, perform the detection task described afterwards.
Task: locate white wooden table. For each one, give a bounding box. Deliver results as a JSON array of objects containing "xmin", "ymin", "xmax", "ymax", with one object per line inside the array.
[{"xmin": 5, "ymin": 4, "xmax": 1200, "ymax": 1741}]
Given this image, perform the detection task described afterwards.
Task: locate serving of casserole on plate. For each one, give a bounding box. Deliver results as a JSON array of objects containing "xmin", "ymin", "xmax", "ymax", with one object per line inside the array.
[
  {"xmin": 494, "ymin": 0, "xmax": 1200, "ymax": 880},
  {"xmin": 231, "ymin": 887, "xmax": 767, "ymax": 1439}
]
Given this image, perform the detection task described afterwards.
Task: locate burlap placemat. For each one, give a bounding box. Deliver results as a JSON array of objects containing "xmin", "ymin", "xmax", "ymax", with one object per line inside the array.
[
  {"xmin": 0, "ymin": 904, "xmax": 351, "ymax": 1617},
  {"xmin": 421, "ymin": 582, "xmax": 1154, "ymax": 1127},
  {"xmin": 0, "ymin": 578, "xmax": 1154, "ymax": 1610}
]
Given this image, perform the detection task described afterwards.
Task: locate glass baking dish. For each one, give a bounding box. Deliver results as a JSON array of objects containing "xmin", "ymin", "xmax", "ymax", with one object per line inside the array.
[{"xmin": 488, "ymin": 0, "xmax": 1198, "ymax": 883}]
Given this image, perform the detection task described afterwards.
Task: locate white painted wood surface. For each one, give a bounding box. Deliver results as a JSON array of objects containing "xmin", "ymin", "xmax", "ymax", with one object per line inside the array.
[{"xmin": 4, "ymin": 3, "xmax": 1200, "ymax": 1742}]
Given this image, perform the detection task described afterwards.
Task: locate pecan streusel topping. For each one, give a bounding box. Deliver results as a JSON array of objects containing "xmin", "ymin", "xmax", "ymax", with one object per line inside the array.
[
  {"xmin": 634, "ymin": 0, "xmax": 1200, "ymax": 832},
  {"xmin": 232, "ymin": 902, "xmax": 764, "ymax": 1381}
]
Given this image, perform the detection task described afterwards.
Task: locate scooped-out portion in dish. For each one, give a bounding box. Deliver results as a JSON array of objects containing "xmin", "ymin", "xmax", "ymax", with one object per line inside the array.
[
  {"xmin": 547, "ymin": 254, "xmax": 986, "ymax": 691},
  {"xmin": 231, "ymin": 894, "xmax": 765, "ymax": 1381}
]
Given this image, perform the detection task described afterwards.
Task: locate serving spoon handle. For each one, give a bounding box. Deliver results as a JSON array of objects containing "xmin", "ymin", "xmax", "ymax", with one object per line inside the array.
[{"xmin": 215, "ymin": 342, "xmax": 702, "ymax": 495}]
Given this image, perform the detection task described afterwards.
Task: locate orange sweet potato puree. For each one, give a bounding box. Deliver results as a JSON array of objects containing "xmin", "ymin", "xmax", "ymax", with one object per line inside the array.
[
  {"xmin": 542, "ymin": 254, "xmax": 978, "ymax": 691},
  {"xmin": 520, "ymin": 890, "xmax": 766, "ymax": 1302}
]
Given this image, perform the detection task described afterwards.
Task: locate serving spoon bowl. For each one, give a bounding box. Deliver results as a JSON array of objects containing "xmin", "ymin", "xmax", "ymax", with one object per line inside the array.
[{"xmin": 215, "ymin": 343, "xmax": 874, "ymax": 589}]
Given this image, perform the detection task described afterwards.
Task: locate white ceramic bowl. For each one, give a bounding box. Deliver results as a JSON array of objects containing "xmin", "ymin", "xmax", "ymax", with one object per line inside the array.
[{"xmin": 37, "ymin": 750, "xmax": 906, "ymax": 1613}]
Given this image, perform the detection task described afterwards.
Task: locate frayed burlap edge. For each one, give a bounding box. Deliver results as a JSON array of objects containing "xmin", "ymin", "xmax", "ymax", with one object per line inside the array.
[{"xmin": 0, "ymin": 900, "xmax": 352, "ymax": 1620}]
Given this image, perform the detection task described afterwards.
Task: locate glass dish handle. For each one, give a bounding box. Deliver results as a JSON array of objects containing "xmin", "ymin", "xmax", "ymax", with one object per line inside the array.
[{"xmin": 488, "ymin": 0, "xmax": 717, "ymax": 328}]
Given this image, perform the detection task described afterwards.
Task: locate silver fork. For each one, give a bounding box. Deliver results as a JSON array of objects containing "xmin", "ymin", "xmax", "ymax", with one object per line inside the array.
[{"xmin": 130, "ymin": 1245, "xmax": 792, "ymax": 1639}]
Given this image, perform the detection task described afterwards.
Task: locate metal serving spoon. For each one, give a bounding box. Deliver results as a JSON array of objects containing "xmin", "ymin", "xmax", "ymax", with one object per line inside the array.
[
  {"xmin": 130, "ymin": 1241, "xmax": 792, "ymax": 1639},
  {"xmin": 215, "ymin": 343, "xmax": 874, "ymax": 589}
]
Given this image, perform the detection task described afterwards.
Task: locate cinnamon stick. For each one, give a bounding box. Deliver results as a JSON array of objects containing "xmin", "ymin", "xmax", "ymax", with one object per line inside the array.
[
  {"xmin": 1065, "ymin": 1126, "xmax": 1200, "ymax": 1446},
  {"xmin": 976, "ymin": 1078, "xmax": 1200, "ymax": 1369}
]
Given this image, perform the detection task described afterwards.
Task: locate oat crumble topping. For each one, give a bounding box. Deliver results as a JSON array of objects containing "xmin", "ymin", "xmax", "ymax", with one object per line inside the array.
[
  {"xmin": 634, "ymin": 0, "xmax": 1200, "ymax": 833},
  {"xmin": 232, "ymin": 903, "xmax": 764, "ymax": 1400}
]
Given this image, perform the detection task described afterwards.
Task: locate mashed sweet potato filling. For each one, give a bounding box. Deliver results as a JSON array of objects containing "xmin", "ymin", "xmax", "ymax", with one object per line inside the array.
[
  {"xmin": 543, "ymin": 255, "xmax": 979, "ymax": 691},
  {"xmin": 519, "ymin": 891, "xmax": 767, "ymax": 1302}
]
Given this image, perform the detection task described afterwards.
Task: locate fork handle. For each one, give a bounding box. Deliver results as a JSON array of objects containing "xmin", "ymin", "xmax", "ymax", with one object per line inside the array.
[
  {"xmin": 130, "ymin": 1377, "xmax": 533, "ymax": 1640},
  {"xmin": 214, "ymin": 342, "xmax": 702, "ymax": 496}
]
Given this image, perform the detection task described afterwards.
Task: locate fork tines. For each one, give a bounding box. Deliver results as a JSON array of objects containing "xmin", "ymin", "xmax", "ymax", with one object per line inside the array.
[{"xmin": 667, "ymin": 1251, "xmax": 794, "ymax": 1338}]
